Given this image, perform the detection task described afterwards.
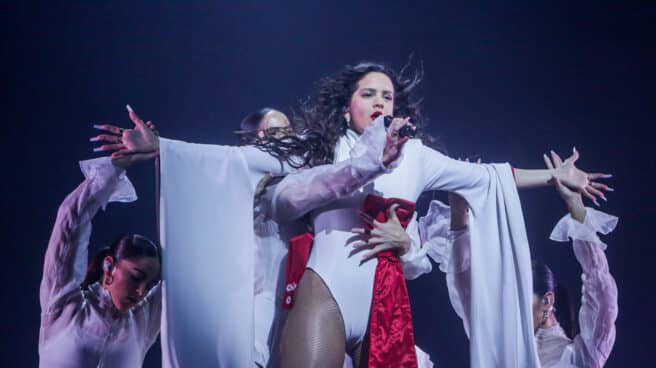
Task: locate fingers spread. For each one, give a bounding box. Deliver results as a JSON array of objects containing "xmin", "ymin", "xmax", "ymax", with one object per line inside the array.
[
  {"xmin": 581, "ymin": 187, "xmax": 600, "ymax": 206},
  {"xmin": 90, "ymin": 134, "xmax": 121, "ymax": 143},
  {"xmin": 543, "ymin": 153, "xmax": 554, "ymax": 170},
  {"xmin": 550, "ymin": 150, "xmax": 563, "ymax": 167},
  {"xmin": 361, "ymin": 244, "xmax": 391, "ymax": 263},
  {"xmin": 93, "ymin": 143, "xmax": 125, "ymax": 152},
  {"xmin": 586, "ymin": 185, "xmax": 607, "ymax": 202},
  {"xmin": 590, "ymin": 181, "xmax": 614, "ymax": 192},
  {"xmin": 93, "ymin": 124, "xmax": 124, "ymax": 135}
]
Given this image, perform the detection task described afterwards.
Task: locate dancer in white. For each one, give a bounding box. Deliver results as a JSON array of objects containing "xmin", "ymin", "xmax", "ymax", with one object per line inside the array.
[
  {"xmin": 418, "ymin": 152, "xmax": 617, "ymax": 367},
  {"xmin": 93, "ymin": 104, "xmax": 417, "ymax": 367},
  {"xmin": 39, "ymin": 153, "xmax": 161, "ymax": 368},
  {"xmin": 265, "ymin": 62, "xmax": 611, "ymax": 367},
  {"xmin": 95, "ymin": 60, "xmax": 611, "ymax": 367}
]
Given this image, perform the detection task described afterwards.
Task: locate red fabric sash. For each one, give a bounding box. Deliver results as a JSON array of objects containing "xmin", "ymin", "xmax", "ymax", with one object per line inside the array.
[
  {"xmin": 282, "ymin": 233, "xmax": 313, "ymax": 309},
  {"xmin": 362, "ymin": 194, "xmax": 418, "ymax": 368}
]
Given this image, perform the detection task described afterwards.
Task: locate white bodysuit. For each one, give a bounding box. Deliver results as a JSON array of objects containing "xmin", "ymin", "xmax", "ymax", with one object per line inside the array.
[
  {"xmin": 271, "ymin": 115, "xmax": 538, "ymax": 368},
  {"xmin": 39, "ymin": 157, "xmax": 161, "ymax": 368}
]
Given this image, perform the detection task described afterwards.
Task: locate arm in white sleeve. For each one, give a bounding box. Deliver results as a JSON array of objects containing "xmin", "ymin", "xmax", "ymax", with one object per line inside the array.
[
  {"xmin": 271, "ymin": 118, "xmax": 389, "ymax": 222},
  {"xmin": 550, "ymin": 208, "xmax": 618, "ymax": 368},
  {"xmin": 158, "ymin": 137, "xmax": 291, "ymax": 177},
  {"xmin": 418, "ymin": 145, "xmax": 505, "ymax": 212},
  {"xmin": 40, "ymin": 157, "xmax": 137, "ymax": 315},
  {"xmin": 134, "ymin": 282, "xmax": 162, "ymax": 349},
  {"xmin": 418, "ymin": 200, "xmax": 472, "ymax": 336}
]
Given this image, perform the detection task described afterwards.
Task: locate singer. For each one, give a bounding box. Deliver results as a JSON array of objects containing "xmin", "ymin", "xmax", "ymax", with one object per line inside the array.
[{"xmin": 263, "ymin": 61, "xmax": 612, "ymax": 368}]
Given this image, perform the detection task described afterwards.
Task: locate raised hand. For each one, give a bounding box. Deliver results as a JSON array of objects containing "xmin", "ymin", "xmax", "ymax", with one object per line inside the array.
[
  {"xmin": 351, "ymin": 204, "xmax": 412, "ymax": 263},
  {"xmin": 91, "ymin": 105, "xmax": 159, "ymax": 169},
  {"xmin": 544, "ymin": 148, "xmax": 612, "ymax": 206},
  {"xmin": 543, "ymin": 153, "xmax": 588, "ymax": 222}
]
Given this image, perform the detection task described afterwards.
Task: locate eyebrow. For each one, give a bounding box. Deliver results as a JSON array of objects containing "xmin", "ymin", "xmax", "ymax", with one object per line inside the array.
[
  {"xmin": 133, "ymin": 268, "xmax": 146, "ymax": 277},
  {"xmin": 361, "ymin": 88, "xmax": 394, "ymax": 95}
]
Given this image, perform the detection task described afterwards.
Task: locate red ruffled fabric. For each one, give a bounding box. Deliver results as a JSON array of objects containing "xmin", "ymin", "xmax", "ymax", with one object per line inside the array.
[
  {"xmin": 362, "ymin": 194, "xmax": 418, "ymax": 368},
  {"xmin": 282, "ymin": 232, "xmax": 313, "ymax": 309}
]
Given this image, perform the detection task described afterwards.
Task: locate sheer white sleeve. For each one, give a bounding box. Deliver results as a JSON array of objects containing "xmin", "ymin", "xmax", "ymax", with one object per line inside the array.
[
  {"xmin": 131, "ymin": 281, "xmax": 162, "ymax": 350},
  {"xmin": 418, "ymin": 200, "xmax": 472, "ymax": 336},
  {"xmin": 399, "ymin": 214, "xmax": 433, "ymax": 280},
  {"xmin": 550, "ymin": 208, "xmax": 618, "ymax": 368},
  {"xmin": 271, "ymin": 117, "xmax": 390, "ymax": 222},
  {"xmin": 159, "ymin": 138, "xmax": 292, "ymax": 180},
  {"xmin": 40, "ymin": 157, "xmax": 137, "ymax": 315}
]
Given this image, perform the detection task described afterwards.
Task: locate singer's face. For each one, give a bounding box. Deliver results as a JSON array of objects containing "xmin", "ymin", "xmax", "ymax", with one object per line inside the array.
[{"xmin": 348, "ymin": 72, "xmax": 394, "ymax": 134}]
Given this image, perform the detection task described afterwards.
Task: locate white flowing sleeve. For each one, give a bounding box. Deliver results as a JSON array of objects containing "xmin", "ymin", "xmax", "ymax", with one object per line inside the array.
[
  {"xmin": 418, "ymin": 145, "xmax": 504, "ymax": 211},
  {"xmin": 40, "ymin": 157, "xmax": 137, "ymax": 316},
  {"xmin": 549, "ymin": 208, "xmax": 618, "ymax": 368},
  {"xmin": 415, "ymin": 151, "xmax": 538, "ymax": 368},
  {"xmin": 158, "ymin": 138, "xmax": 258, "ymax": 368},
  {"xmin": 270, "ymin": 117, "xmax": 389, "ymax": 222}
]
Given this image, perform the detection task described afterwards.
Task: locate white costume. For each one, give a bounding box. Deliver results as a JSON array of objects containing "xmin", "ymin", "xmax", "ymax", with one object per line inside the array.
[
  {"xmin": 157, "ymin": 121, "xmax": 433, "ymax": 367},
  {"xmin": 419, "ymin": 202, "xmax": 618, "ymax": 368},
  {"xmin": 271, "ymin": 116, "xmax": 540, "ymax": 366},
  {"xmin": 39, "ymin": 157, "xmax": 161, "ymax": 368},
  {"xmin": 158, "ymin": 141, "xmax": 288, "ymax": 367}
]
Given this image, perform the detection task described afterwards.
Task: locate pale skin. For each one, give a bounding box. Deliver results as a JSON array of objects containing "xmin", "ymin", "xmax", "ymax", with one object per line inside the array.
[{"xmin": 101, "ymin": 255, "xmax": 160, "ymax": 312}]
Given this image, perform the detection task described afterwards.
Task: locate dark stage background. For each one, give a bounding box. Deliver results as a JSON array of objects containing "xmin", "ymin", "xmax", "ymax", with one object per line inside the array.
[{"xmin": 2, "ymin": 1, "xmax": 654, "ymax": 367}]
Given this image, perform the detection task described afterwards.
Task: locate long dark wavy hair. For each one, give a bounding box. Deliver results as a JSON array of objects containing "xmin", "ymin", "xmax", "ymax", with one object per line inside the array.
[
  {"xmin": 81, "ymin": 234, "xmax": 161, "ymax": 290},
  {"xmin": 532, "ymin": 261, "xmax": 579, "ymax": 339},
  {"xmin": 257, "ymin": 61, "xmax": 440, "ymax": 167}
]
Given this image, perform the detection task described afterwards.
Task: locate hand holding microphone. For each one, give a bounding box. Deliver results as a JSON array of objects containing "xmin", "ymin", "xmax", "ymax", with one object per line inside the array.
[{"xmin": 384, "ymin": 115, "xmax": 416, "ymax": 138}]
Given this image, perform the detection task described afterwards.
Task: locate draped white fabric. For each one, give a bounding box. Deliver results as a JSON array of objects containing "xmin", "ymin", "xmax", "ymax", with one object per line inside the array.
[
  {"xmin": 159, "ymin": 138, "xmax": 256, "ymax": 368},
  {"xmin": 418, "ymin": 165, "xmax": 539, "ymax": 368}
]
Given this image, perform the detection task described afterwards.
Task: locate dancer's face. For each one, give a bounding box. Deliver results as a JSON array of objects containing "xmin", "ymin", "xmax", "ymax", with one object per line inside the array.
[
  {"xmin": 103, "ymin": 256, "xmax": 160, "ymax": 312},
  {"xmin": 347, "ymin": 72, "xmax": 395, "ymax": 134},
  {"xmin": 531, "ymin": 291, "xmax": 555, "ymax": 331},
  {"xmin": 257, "ymin": 109, "xmax": 290, "ymax": 141},
  {"xmin": 259, "ymin": 110, "xmax": 290, "ymax": 130}
]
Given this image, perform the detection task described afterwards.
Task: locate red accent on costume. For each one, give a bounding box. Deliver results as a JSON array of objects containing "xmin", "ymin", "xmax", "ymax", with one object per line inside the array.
[
  {"xmin": 362, "ymin": 194, "xmax": 418, "ymax": 368},
  {"xmin": 282, "ymin": 233, "xmax": 313, "ymax": 309}
]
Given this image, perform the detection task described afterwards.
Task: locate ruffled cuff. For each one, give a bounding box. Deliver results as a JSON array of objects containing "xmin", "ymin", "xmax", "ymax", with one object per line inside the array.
[
  {"xmin": 418, "ymin": 200, "xmax": 454, "ymax": 272},
  {"xmin": 350, "ymin": 115, "xmax": 401, "ymax": 173},
  {"xmin": 400, "ymin": 240, "xmax": 432, "ymax": 280},
  {"xmin": 549, "ymin": 207, "xmax": 618, "ymax": 251},
  {"xmin": 414, "ymin": 345, "xmax": 434, "ymax": 368},
  {"xmin": 79, "ymin": 157, "xmax": 138, "ymax": 209}
]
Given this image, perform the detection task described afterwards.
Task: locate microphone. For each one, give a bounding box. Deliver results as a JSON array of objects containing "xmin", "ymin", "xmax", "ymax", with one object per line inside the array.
[{"xmin": 383, "ymin": 116, "xmax": 415, "ymax": 138}]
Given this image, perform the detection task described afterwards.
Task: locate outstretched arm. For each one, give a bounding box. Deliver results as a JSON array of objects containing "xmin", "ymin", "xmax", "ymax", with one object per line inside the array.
[
  {"xmin": 93, "ymin": 105, "xmax": 290, "ymax": 177},
  {"xmin": 545, "ymin": 154, "xmax": 618, "ymax": 368},
  {"xmin": 419, "ymin": 146, "xmax": 611, "ymax": 208}
]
